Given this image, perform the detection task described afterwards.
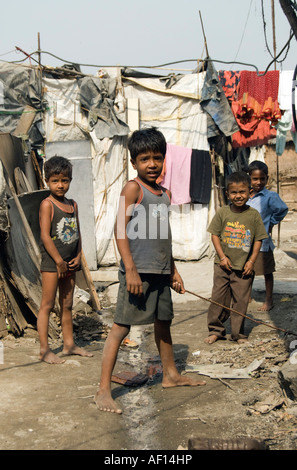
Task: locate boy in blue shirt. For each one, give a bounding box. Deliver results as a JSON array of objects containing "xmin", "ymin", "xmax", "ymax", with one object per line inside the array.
[{"xmin": 247, "ymin": 161, "xmax": 288, "ymax": 311}]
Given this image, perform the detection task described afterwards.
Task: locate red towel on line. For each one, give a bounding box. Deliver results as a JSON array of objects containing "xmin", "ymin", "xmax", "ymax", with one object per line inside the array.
[{"xmin": 231, "ymin": 70, "xmax": 281, "ymax": 148}]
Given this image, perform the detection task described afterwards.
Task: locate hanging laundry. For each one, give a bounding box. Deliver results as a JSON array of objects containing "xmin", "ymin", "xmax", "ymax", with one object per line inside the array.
[
  {"xmin": 156, "ymin": 156, "xmax": 166, "ymax": 185},
  {"xmin": 218, "ymin": 70, "xmax": 240, "ymax": 102},
  {"xmin": 228, "ymin": 147, "xmax": 250, "ymax": 173},
  {"xmin": 290, "ymin": 118, "xmax": 297, "ymax": 152},
  {"xmin": 160, "ymin": 143, "xmax": 192, "ymax": 205},
  {"xmin": 249, "ymin": 146, "xmax": 266, "ymax": 165},
  {"xmin": 200, "ymin": 60, "xmax": 239, "ymax": 139},
  {"xmin": 290, "ymin": 71, "xmax": 297, "ymax": 145},
  {"xmin": 291, "ymin": 131, "xmax": 297, "ymax": 152},
  {"xmin": 275, "ymin": 110, "xmax": 293, "ymax": 156},
  {"xmin": 278, "ymin": 70, "xmax": 294, "ymax": 111},
  {"xmin": 231, "ymin": 71, "xmax": 281, "ymax": 148},
  {"xmin": 190, "ymin": 150, "xmax": 212, "ymax": 205},
  {"xmin": 275, "ymin": 71, "xmax": 295, "ymax": 155}
]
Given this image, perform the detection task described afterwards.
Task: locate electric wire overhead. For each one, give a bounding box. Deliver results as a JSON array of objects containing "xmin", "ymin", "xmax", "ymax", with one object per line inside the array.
[
  {"xmin": 1, "ymin": 31, "xmax": 295, "ymax": 78},
  {"xmin": 261, "ymin": 0, "xmax": 292, "ymax": 64}
]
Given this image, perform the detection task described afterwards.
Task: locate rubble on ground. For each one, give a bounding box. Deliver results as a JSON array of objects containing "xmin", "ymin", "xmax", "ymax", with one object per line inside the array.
[{"xmin": 185, "ymin": 333, "xmax": 297, "ymax": 450}]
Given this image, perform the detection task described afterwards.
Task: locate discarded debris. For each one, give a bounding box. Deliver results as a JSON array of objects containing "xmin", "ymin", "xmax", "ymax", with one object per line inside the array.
[
  {"xmin": 188, "ymin": 437, "xmax": 267, "ymax": 451},
  {"xmin": 146, "ymin": 364, "xmax": 163, "ymax": 379},
  {"xmin": 278, "ymin": 361, "xmax": 297, "ymax": 401},
  {"xmin": 191, "ymin": 349, "xmax": 201, "ymax": 357},
  {"xmin": 243, "ymin": 392, "xmax": 285, "ymax": 414},
  {"xmin": 177, "ymin": 416, "xmax": 207, "ymax": 424},
  {"xmin": 185, "ymin": 358, "xmax": 264, "ymax": 379},
  {"xmin": 111, "ymin": 371, "xmax": 149, "ymax": 387},
  {"xmin": 121, "ymin": 338, "xmax": 139, "ymax": 349}
]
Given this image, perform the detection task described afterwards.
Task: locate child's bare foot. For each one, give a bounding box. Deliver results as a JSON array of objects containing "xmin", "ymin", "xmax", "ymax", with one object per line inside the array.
[
  {"xmin": 39, "ymin": 349, "xmax": 65, "ymax": 364},
  {"xmin": 257, "ymin": 301, "xmax": 273, "ymax": 311},
  {"xmin": 162, "ymin": 374, "xmax": 206, "ymax": 388},
  {"xmin": 204, "ymin": 335, "xmax": 218, "ymax": 344},
  {"xmin": 62, "ymin": 345, "xmax": 93, "ymax": 357},
  {"xmin": 94, "ymin": 390, "xmax": 122, "ymax": 414}
]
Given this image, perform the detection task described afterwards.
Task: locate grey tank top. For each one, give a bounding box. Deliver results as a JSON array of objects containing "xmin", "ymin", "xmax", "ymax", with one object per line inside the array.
[
  {"xmin": 120, "ymin": 178, "xmax": 172, "ymax": 274},
  {"xmin": 40, "ymin": 198, "xmax": 79, "ymax": 272}
]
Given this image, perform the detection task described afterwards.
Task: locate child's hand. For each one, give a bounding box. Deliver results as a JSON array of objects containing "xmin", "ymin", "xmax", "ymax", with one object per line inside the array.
[
  {"xmin": 242, "ymin": 260, "xmax": 254, "ymax": 277},
  {"xmin": 220, "ymin": 256, "xmax": 232, "ymax": 271},
  {"xmin": 170, "ymin": 271, "xmax": 185, "ymax": 294},
  {"xmin": 126, "ymin": 268, "xmax": 143, "ymax": 296},
  {"xmin": 68, "ymin": 254, "xmax": 81, "ymax": 272},
  {"xmin": 56, "ymin": 260, "xmax": 68, "ymax": 279}
]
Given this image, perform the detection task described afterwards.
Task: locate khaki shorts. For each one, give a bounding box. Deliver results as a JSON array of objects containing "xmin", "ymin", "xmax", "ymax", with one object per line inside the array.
[
  {"xmin": 253, "ymin": 250, "xmax": 275, "ymax": 276},
  {"xmin": 113, "ymin": 271, "xmax": 174, "ymax": 326}
]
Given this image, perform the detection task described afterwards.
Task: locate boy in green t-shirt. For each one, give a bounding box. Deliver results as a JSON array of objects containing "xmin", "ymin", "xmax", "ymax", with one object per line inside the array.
[{"xmin": 204, "ymin": 172, "xmax": 268, "ymax": 344}]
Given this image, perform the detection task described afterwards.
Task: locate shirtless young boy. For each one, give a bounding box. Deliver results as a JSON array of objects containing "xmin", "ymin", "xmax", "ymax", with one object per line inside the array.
[{"xmin": 94, "ymin": 127, "xmax": 205, "ymax": 414}]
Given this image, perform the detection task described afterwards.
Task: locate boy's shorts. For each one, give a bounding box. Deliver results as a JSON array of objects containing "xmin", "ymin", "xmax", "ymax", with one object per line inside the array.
[
  {"xmin": 113, "ymin": 271, "xmax": 174, "ymax": 326},
  {"xmin": 253, "ymin": 250, "xmax": 275, "ymax": 276}
]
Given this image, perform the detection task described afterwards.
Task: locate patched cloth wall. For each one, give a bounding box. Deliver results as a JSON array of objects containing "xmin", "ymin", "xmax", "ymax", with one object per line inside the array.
[{"xmin": 42, "ymin": 74, "xmax": 127, "ymax": 266}]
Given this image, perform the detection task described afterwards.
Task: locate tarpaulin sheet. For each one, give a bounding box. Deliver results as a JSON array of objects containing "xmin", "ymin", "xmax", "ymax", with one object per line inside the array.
[
  {"xmin": 0, "ymin": 62, "xmax": 44, "ymax": 147},
  {"xmin": 78, "ymin": 76, "xmax": 129, "ymax": 139},
  {"xmin": 123, "ymin": 72, "xmax": 209, "ymax": 149}
]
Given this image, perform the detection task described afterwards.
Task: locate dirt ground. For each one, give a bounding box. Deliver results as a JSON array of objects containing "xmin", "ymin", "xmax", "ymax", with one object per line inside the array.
[{"xmin": 1, "ymin": 212, "xmax": 297, "ymax": 452}]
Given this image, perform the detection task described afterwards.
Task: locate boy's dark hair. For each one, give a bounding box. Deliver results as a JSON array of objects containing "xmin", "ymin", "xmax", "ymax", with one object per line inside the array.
[
  {"xmin": 248, "ymin": 160, "xmax": 268, "ymax": 176},
  {"xmin": 44, "ymin": 156, "xmax": 73, "ymax": 180},
  {"xmin": 127, "ymin": 127, "xmax": 167, "ymax": 161},
  {"xmin": 226, "ymin": 171, "xmax": 251, "ymax": 190}
]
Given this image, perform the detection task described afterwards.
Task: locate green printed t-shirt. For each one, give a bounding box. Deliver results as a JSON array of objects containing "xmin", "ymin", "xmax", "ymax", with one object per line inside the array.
[{"xmin": 207, "ymin": 205, "xmax": 268, "ymax": 271}]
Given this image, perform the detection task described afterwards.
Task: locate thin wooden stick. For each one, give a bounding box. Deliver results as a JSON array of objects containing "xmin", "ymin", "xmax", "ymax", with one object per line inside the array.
[
  {"xmin": 81, "ymin": 251, "xmax": 101, "ymax": 311},
  {"xmin": 185, "ymin": 289, "xmax": 297, "ymax": 337}
]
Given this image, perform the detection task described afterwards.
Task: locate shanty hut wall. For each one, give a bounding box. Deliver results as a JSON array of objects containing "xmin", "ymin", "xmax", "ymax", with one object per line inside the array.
[{"xmin": 42, "ymin": 70, "xmax": 217, "ymax": 267}]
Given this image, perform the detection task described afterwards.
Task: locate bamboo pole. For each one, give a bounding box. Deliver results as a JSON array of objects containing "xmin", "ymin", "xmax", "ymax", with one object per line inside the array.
[
  {"xmin": 6, "ymin": 176, "xmax": 41, "ymax": 266},
  {"xmin": 199, "ymin": 11, "xmax": 209, "ymax": 57},
  {"xmin": 271, "ymin": 0, "xmax": 281, "ymax": 247},
  {"xmin": 80, "ymin": 251, "xmax": 101, "ymax": 311}
]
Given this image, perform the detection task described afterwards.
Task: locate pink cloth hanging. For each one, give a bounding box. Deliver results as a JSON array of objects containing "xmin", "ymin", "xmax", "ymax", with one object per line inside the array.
[{"xmin": 160, "ymin": 143, "xmax": 192, "ymax": 205}]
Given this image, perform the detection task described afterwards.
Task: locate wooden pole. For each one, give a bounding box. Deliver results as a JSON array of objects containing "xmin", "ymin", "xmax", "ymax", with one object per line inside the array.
[
  {"xmin": 271, "ymin": 0, "xmax": 281, "ymax": 247},
  {"xmin": 210, "ymin": 149, "xmax": 218, "ymax": 212},
  {"xmin": 6, "ymin": 176, "xmax": 41, "ymax": 266},
  {"xmin": 199, "ymin": 11, "xmax": 209, "ymax": 57},
  {"xmin": 80, "ymin": 251, "xmax": 101, "ymax": 311},
  {"xmin": 276, "ymin": 155, "xmax": 281, "ymax": 248},
  {"xmin": 37, "ymin": 32, "xmax": 41, "ymax": 68},
  {"xmin": 271, "ymin": 0, "xmax": 277, "ymax": 71}
]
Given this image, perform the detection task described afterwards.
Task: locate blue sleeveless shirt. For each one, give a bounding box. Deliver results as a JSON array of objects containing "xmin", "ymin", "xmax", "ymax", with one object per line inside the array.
[{"xmin": 120, "ymin": 178, "xmax": 172, "ymax": 274}]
